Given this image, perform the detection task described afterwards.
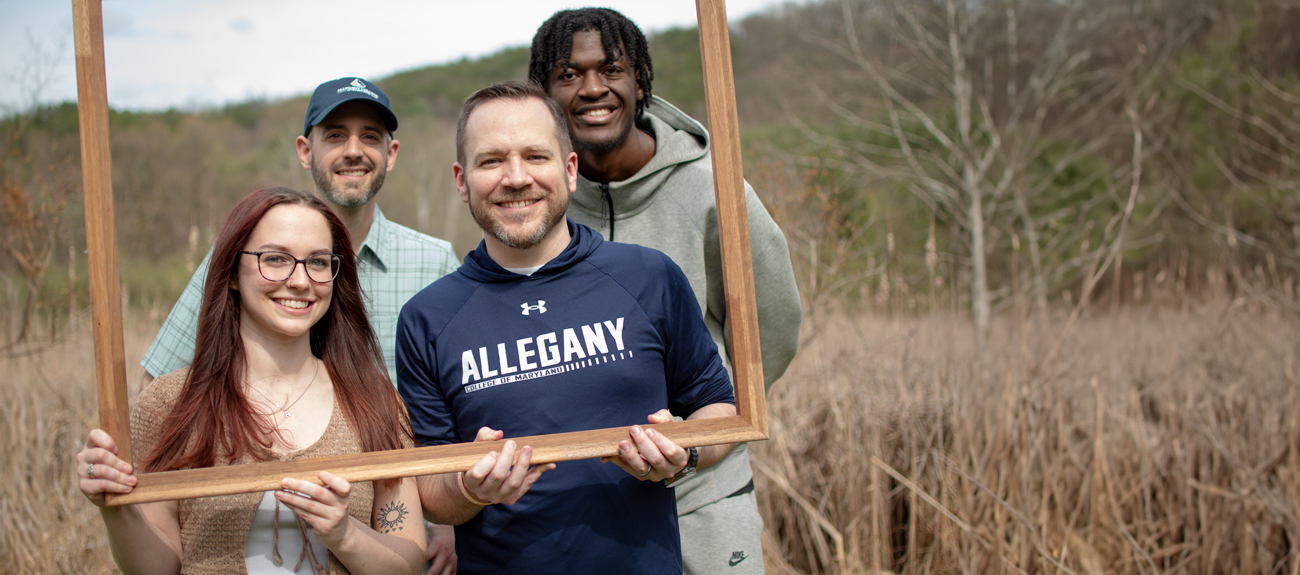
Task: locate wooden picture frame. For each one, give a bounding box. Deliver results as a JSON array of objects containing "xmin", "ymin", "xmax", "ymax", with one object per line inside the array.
[{"xmin": 73, "ymin": 0, "xmax": 768, "ymax": 506}]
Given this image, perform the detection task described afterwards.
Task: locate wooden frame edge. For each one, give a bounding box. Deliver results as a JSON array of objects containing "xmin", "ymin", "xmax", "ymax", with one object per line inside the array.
[
  {"xmin": 697, "ymin": 0, "xmax": 768, "ymax": 436},
  {"xmin": 73, "ymin": 0, "xmax": 768, "ymax": 507},
  {"xmin": 74, "ymin": 0, "xmax": 133, "ymax": 470},
  {"xmin": 111, "ymin": 417, "xmax": 767, "ymax": 505}
]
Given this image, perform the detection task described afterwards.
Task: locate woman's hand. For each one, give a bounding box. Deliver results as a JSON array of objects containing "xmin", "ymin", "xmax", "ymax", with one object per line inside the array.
[
  {"xmin": 277, "ymin": 471, "xmax": 354, "ymax": 550},
  {"xmin": 77, "ymin": 428, "xmax": 138, "ymax": 507}
]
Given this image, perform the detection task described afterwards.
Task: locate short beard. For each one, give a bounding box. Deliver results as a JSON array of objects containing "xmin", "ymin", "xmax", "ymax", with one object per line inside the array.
[
  {"xmin": 312, "ymin": 159, "xmax": 385, "ymax": 208},
  {"xmin": 488, "ymin": 213, "xmax": 552, "ymax": 249},
  {"xmin": 468, "ymin": 182, "xmax": 570, "ymax": 251}
]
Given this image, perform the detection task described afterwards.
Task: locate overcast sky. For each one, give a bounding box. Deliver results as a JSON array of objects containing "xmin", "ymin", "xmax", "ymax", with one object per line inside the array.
[{"xmin": 0, "ymin": 0, "xmax": 790, "ymax": 114}]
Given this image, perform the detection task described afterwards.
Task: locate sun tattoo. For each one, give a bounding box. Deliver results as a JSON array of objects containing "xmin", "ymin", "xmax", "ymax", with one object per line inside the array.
[{"xmin": 377, "ymin": 501, "xmax": 409, "ymax": 534}]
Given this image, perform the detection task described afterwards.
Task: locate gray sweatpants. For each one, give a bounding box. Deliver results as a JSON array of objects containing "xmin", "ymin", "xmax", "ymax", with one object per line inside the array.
[{"xmin": 679, "ymin": 491, "xmax": 765, "ymax": 574}]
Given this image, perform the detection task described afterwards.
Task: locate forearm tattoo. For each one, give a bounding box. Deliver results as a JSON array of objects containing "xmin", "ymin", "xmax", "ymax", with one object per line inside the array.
[{"xmin": 376, "ymin": 501, "xmax": 410, "ymax": 534}]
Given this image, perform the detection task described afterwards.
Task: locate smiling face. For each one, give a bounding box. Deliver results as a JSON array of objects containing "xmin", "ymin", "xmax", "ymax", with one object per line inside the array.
[
  {"xmin": 234, "ymin": 204, "xmax": 335, "ymax": 344},
  {"xmin": 546, "ymin": 30, "xmax": 643, "ymax": 153},
  {"xmin": 297, "ymin": 101, "xmax": 399, "ymax": 208},
  {"xmin": 453, "ymin": 97, "xmax": 578, "ymax": 256}
]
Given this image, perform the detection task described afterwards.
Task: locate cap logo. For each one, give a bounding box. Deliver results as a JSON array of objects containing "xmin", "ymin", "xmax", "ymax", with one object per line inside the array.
[{"xmin": 337, "ymin": 78, "xmax": 379, "ymax": 100}]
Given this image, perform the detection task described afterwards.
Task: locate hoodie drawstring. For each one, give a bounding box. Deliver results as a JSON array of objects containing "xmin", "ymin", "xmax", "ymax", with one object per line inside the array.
[{"xmin": 599, "ymin": 183, "xmax": 615, "ymax": 242}]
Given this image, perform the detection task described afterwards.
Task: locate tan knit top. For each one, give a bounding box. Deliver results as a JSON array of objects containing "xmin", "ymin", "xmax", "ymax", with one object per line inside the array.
[{"xmin": 131, "ymin": 368, "xmax": 375, "ymax": 575}]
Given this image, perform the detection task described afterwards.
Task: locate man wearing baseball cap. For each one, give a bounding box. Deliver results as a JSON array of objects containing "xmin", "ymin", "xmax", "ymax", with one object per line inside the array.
[
  {"xmin": 302, "ymin": 77, "xmax": 400, "ymax": 137},
  {"xmin": 137, "ymin": 77, "xmax": 461, "ymax": 575}
]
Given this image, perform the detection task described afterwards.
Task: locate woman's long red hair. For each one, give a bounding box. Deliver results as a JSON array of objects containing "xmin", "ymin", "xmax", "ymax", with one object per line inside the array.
[{"xmin": 142, "ymin": 187, "xmax": 410, "ymax": 487}]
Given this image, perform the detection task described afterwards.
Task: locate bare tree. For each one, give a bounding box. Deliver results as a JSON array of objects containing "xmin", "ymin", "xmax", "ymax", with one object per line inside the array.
[
  {"xmin": 3, "ymin": 31, "xmax": 67, "ymax": 117},
  {"xmin": 0, "ymin": 34, "xmax": 74, "ymax": 344},
  {"xmin": 1, "ymin": 128, "xmax": 72, "ymax": 343},
  {"xmin": 788, "ymin": 0, "xmax": 1185, "ymax": 356}
]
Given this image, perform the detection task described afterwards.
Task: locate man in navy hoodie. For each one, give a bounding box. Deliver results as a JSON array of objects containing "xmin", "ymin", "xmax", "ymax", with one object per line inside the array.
[{"xmin": 396, "ymin": 81, "xmax": 738, "ymax": 575}]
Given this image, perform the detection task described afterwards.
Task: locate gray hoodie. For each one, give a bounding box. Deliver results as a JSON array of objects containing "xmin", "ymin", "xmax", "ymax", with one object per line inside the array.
[{"xmin": 568, "ymin": 96, "xmax": 802, "ymax": 514}]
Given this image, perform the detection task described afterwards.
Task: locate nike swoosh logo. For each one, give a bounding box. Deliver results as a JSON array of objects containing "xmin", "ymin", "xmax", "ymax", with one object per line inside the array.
[{"xmin": 729, "ymin": 553, "xmax": 748, "ymax": 567}]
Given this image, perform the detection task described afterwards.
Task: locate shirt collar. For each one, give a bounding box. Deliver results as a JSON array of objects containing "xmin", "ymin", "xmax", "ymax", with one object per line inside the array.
[{"xmin": 357, "ymin": 206, "xmax": 391, "ymax": 272}]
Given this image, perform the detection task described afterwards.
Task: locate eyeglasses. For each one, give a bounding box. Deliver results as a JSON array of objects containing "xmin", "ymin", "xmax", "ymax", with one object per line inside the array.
[{"xmin": 240, "ymin": 250, "xmax": 342, "ymax": 284}]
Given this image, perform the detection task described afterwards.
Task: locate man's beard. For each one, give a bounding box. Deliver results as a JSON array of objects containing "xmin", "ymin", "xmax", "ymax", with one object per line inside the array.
[
  {"xmin": 312, "ymin": 158, "xmax": 386, "ymax": 208},
  {"xmin": 469, "ymin": 184, "xmax": 569, "ymax": 250}
]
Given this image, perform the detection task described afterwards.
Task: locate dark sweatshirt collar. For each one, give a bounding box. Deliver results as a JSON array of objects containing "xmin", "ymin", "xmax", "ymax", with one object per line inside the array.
[{"xmin": 458, "ymin": 219, "xmax": 602, "ymax": 283}]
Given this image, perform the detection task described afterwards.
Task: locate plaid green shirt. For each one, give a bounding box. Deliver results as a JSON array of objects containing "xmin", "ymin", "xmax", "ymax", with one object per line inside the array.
[{"xmin": 141, "ymin": 207, "xmax": 458, "ymax": 385}]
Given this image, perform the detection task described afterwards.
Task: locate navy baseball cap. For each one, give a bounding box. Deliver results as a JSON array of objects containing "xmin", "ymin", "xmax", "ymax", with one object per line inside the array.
[{"xmin": 302, "ymin": 77, "xmax": 399, "ymax": 137}]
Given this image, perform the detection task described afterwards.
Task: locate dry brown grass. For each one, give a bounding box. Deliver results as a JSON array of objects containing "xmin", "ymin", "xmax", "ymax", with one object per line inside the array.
[
  {"xmin": 5, "ymin": 299, "xmax": 1297, "ymax": 574},
  {"xmin": 756, "ymin": 300, "xmax": 1300, "ymax": 574},
  {"xmin": 1, "ymin": 315, "xmax": 153, "ymax": 575}
]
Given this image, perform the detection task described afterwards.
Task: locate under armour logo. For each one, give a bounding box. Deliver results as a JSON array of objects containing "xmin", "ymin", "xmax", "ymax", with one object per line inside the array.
[
  {"xmin": 728, "ymin": 551, "xmax": 748, "ymax": 567},
  {"xmin": 521, "ymin": 300, "xmax": 547, "ymax": 315}
]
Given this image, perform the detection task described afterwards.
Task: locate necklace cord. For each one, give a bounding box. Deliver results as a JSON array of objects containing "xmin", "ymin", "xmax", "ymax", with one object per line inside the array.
[{"xmin": 247, "ymin": 359, "xmax": 321, "ymax": 419}]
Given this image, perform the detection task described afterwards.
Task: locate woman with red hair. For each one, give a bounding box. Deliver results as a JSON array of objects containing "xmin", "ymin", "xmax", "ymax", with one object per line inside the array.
[{"xmin": 75, "ymin": 187, "xmax": 426, "ymax": 575}]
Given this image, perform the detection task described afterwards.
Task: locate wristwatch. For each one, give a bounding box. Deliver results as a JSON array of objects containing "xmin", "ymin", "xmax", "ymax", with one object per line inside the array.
[{"xmin": 664, "ymin": 447, "xmax": 698, "ymax": 488}]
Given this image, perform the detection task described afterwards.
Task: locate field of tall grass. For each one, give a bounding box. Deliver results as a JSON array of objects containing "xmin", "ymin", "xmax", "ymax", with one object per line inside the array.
[
  {"xmin": 3, "ymin": 297, "xmax": 1298, "ymax": 574},
  {"xmin": 1, "ymin": 313, "xmax": 154, "ymax": 574},
  {"xmin": 756, "ymin": 298, "xmax": 1300, "ymax": 574}
]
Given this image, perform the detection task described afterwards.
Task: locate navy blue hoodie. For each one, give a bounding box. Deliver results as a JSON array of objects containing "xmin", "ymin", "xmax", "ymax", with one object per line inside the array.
[{"xmin": 397, "ymin": 220, "xmax": 734, "ymax": 575}]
